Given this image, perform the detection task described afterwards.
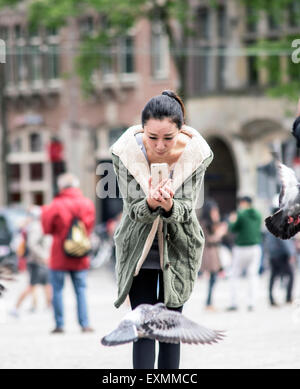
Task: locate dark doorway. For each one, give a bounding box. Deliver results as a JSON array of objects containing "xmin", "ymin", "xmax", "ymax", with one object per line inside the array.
[{"xmin": 204, "ymin": 137, "xmax": 237, "ymax": 215}]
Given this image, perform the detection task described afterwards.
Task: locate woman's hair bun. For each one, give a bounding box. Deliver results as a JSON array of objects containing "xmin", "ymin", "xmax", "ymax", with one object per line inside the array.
[
  {"xmin": 162, "ymin": 90, "xmax": 185, "ymax": 120},
  {"xmin": 162, "ymin": 90, "xmax": 176, "ymax": 99},
  {"xmin": 141, "ymin": 90, "xmax": 185, "ymax": 128}
]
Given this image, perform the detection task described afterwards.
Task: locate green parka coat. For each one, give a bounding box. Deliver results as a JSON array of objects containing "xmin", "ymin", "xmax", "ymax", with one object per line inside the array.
[{"xmin": 109, "ymin": 124, "xmax": 213, "ymax": 308}]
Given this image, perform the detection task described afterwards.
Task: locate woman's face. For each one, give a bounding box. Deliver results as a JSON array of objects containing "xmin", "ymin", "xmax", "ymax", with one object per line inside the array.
[{"xmin": 143, "ymin": 118, "xmax": 180, "ymax": 157}]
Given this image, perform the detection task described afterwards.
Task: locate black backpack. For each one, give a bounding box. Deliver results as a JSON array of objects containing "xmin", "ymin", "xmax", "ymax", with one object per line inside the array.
[{"xmin": 63, "ymin": 212, "xmax": 91, "ymax": 259}]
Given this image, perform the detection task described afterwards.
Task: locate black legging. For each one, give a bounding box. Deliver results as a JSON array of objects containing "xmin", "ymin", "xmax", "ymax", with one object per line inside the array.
[
  {"xmin": 129, "ymin": 269, "xmax": 183, "ymax": 369},
  {"xmin": 269, "ymin": 257, "xmax": 294, "ymax": 304}
]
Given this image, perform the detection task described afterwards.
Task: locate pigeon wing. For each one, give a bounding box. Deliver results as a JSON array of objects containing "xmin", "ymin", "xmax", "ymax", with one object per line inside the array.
[
  {"xmin": 140, "ymin": 309, "xmax": 225, "ymax": 345},
  {"xmin": 265, "ymin": 206, "xmax": 300, "ymax": 239},
  {"xmin": 101, "ymin": 320, "xmax": 138, "ymax": 346},
  {"xmin": 277, "ymin": 162, "xmax": 299, "ymax": 207}
]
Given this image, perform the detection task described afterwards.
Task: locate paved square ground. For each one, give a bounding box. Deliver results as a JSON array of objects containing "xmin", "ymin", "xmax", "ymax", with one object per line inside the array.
[{"xmin": 1, "ymin": 264, "xmax": 300, "ymax": 369}]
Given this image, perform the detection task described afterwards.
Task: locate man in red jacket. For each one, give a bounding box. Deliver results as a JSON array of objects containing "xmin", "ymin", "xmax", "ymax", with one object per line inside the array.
[{"xmin": 42, "ymin": 173, "xmax": 95, "ymax": 334}]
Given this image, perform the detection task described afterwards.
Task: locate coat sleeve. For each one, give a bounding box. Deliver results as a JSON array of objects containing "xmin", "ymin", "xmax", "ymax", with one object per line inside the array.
[
  {"xmin": 229, "ymin": 212, "xmax": 243, "ymax": 232},
  {"xmin": 41, "ymin": 204, "xmax": 57, "ymax": 235},
  {"xmin": 111, "ymin": 153, "xmax": 161, "ymax": 224},
  {"xmin": 160, "ymin": 152, "xmax": 214, "ymax": 224},
  {"xmin": 229, "ymin": 219, "xmax": 240, "ymax": 232}
]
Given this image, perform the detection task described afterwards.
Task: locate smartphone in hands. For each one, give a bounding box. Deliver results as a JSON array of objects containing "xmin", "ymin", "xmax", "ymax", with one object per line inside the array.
[{"xmin": 150, "ymin": 163, "xmax": 169, "ymax": 188}]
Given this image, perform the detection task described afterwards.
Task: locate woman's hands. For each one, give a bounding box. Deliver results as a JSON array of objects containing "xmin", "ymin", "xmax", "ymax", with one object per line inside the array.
[{"xmin": 147, "ymin": 177, "xmax": 175, "ymax": 213}]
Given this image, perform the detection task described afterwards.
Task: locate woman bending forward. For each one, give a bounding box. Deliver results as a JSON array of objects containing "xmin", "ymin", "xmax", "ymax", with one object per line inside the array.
[{"xmin": 109, "ymin": 90, "xmax": 213, "ymax": 369}]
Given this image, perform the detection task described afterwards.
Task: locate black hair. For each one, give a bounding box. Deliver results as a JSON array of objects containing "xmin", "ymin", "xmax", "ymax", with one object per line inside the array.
[
  {"xmin": 141, "ymin": 90, "xmax": 185, "ymax": 129},
  {"xmin": 237, "ymin": 196, "xmax": 252, "ymax": 205}
]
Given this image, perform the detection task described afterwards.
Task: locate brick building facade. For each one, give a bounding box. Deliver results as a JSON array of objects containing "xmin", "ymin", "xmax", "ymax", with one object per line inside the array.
[
  {"xmin": 0, "ymin": 0, "xmax": 299, "ymax": 221},
  {"xmin": 0, "ymin": 3, "xmax": 178, "ymax": 222}
]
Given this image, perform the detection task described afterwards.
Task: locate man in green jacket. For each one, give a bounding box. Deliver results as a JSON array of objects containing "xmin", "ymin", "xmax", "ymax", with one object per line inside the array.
[{"xmin": 227, "ymin": 196, "xmax": 262, "ymax": 311}]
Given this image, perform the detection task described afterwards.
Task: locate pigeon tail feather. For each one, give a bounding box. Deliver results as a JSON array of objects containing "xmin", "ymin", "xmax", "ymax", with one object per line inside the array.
[
  {"xmin": 265, "ymin": 210, "xmax": 285, "ymax": 238},
  {"xmin": 265, "ymin": 210, "xmax": 300, "ymax": 239}
]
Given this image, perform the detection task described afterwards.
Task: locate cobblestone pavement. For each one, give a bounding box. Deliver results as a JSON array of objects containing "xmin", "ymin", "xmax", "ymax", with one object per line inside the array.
[{"xmin": 1, "ymin": 263, "xmax": 300, "ymax": 369}]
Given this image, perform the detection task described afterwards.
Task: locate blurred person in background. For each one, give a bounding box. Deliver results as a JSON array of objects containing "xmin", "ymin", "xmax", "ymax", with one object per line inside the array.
[
  {"xmin": 292, "ymin": 98, "xmax": 300, "ymax": 148},
  {"xmin": 48, "ymin": 136, "xmax": 66, "ymax": 196},
  {"xmin": 227, "ymin": 196, "xmax": 262, "ymax": 312},
  {"xmin": 10, "ymin": 206, "xmax": 52, "ymax": 317},
  {"xmin": 42, "ymin": 173, "xmax": 95, "ymax": 334},
  {"xmin": 16, "ymin": 223, "xmax": 28, "ymax": 272},
  {"xmin": 200, "ymin": 199, "xmax": 228, "ymax": 311},
  {"xmin": 265, "ymin": 203, "xmax": 296, "ymax": 306},
  {"xmin": 294, "ymin": 234, "xmax": 300, "ymax": 269}
]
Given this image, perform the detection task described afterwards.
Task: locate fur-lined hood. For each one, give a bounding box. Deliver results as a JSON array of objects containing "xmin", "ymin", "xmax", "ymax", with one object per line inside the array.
[{"xmin": 109, "ymin": 124, "xmax": 212, "ymax": 194}]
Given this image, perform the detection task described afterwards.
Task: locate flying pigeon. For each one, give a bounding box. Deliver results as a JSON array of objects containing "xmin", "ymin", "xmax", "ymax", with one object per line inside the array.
[
  {"xmin": 101, "ymin": 303, "xmax": 225, "ymax": 346},
  {"xmin": 292, "ymin": 116, "xmax": 300, "ymax": 148},
  {"xmin": 265, "ymin": 162, "xmax": 300, "ymax": 239}
]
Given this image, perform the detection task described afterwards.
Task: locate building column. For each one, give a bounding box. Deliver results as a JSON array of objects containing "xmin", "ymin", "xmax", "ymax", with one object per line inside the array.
[
  {"xmin": 231, "ymin": 137, "xmax": 254, "ymax": 197},
  {"xmin": 0, "ymin": 125, "xmax": 4, "ymax": 206},
  {"xmin": 224, "ymin": 0, "xmax": 245, "ymax": 89},
  {"xmin": 20, "ymin": 163, "xmax": 31, "ymax": 207},
  {"xmin": 44, "ymin": 161, "xmax": 53, "ymax": 204}
]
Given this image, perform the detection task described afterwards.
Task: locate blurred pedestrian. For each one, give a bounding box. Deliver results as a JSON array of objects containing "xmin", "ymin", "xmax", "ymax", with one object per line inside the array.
[
  {"xmin": 110, "ymin": 90, "xmax": 213, "ymax": 369},
  {"xmin": 42, "ymin": 173, "xmax": 95, "ymax": 334},
  {"xmin": 265, "ymin": 207, "xmax": 295, "ymax": 306},
  {"xmin": 16, "ymin": 222, "xmax": 29, "ymax": 272},
  {"xmin": 10, "ymin": 206, "xmax": 52, "ymax": 317},
  {"xmin": 47, "ymin": 136, "xmax": 66, "ymax": 196},
  {"xmin": 227, "ymin": 196, "xmax": 262, "ymax": 311},
  {"xmin": 200, "ymin": 200, "xmax": 228, "ymax": 311},
  {"xmin": 294, "ymin": 234, "xmax": 300, "ymax": 269},
  {"xmin": 292, "ymin": 98, "xmax": 300, "ymax": 147}
]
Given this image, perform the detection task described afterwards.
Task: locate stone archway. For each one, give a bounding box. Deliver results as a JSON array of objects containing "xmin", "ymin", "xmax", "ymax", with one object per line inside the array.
[{"xmin": 205, "ymin": 136, "xmax": 237, "ymax": 215}]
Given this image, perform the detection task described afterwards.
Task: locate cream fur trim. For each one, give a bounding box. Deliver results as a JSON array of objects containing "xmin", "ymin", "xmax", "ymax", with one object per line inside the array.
[
  {"xmin": 134, "ymin": 215, "xmax": 160, "ymax": 276},
  {"xmin": 109, "ymin": 124, "xmax": 212, "ymax": 194}
]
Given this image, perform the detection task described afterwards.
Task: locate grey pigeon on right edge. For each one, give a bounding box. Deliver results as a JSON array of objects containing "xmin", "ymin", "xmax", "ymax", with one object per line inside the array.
[
  {"xmin": 101, "ymin": 303, "xmax": 225, "ymax": 346},
  {"xmin": 265, "ymin": 162, "xmax": 300, "ymax": 240}
]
